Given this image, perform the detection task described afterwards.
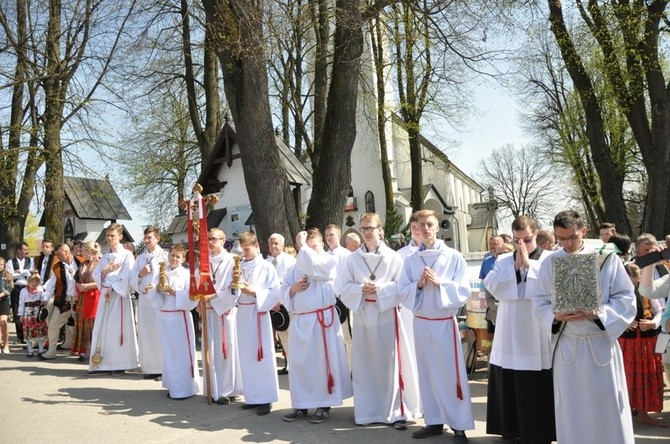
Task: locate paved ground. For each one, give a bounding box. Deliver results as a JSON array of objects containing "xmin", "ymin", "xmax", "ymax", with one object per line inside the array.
[{"xmin": 1, "ymin": 324, "xmax": 669, "ymax": 443}]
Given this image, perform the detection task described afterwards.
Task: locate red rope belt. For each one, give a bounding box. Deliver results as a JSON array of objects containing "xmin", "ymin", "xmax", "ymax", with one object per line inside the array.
[
  {"xmin": 393, "ymin": 307, "xmax": 405, "ymax": 416},
  {"xmin": 296, "ymin": 305, "xmax": 336, "ymax": 394},
  {"xmin": 160, "ymin": 309, "xmax": 195, "ymax": 377},
  {"xmin": 206, "ymin": 306, "xmax": 230, "ymax": 360},
  {"xmin": 238, "ymin": 302, "xmax": 266, "ymax": 361},
  {"xmin": 414, "ymin": 314, "xmax": 463, "ymax": 400}
]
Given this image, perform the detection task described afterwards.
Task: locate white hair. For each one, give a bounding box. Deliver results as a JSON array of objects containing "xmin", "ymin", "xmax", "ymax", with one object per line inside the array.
[{"xmin": 269, "ymin": 233, "xmax": 285, "ymax": 245}]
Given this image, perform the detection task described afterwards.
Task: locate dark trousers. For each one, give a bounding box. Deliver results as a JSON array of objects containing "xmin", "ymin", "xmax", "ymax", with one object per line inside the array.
[{"xmin": 10, "ymin": 286, "xmax": 24, "ymax": 342}]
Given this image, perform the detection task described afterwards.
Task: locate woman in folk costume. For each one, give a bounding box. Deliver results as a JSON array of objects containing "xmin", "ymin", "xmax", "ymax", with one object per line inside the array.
[
  {"xmin": 398, "ymin": 210, "xmax": 474, "ymax": 444},
  {"xmin": 203, "ymin": 228, "xmax": 242, "ymax": 405},
  {"xmin": 339, "ymin": 212, "xmax": 420, "ymax": 429},
  {"xmin": 88, "ymin": 223, "xmax": 139, "ymax": 375},
  {"xmin": 145, "ymin": 244, "xmax": 199, "ymax": 400},
  {"xmin": 18, "ymin": 271, "xmax": 47, "ymax": 357},
  {"xmin": 72, "ymin": 241, "xmax": 101, "ymax": 361},
  {"xmin": 232, "ymin": 231, "xmax": 281, "ymax": 416},
  {"xmin": 624, "ymin": 263, "xmax": 667, "ymax": 427},
  {"xmin": 281, "ymin": 229, "xmax": 353, "ymax": 424},
  {"xmin": 0, "ymin": 257, "xmax": 14, "ymax": 353}
]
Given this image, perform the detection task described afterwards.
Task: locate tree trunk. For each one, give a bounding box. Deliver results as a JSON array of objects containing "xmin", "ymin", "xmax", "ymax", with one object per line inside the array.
[
  {"xmin": 369, "ymin": 15, "xmax": 394, "ymax": 214},
  {"xmin": 305, "ymin": 0, "xmax": 363, "ymax": 231},
  {"xmin": 547, "ymin": 0, "xmax": 631, "ymax": 234},
  {"xmin": 308, "ymin": 0, "xmax": 329, "ymax": 169},
  {"xmin": 203, "ymin": 0, "xmax": 300, "ymax": 249},
  {"xmin": 408, "ymin": 127, "xmax": 423, "ymax": 211}
]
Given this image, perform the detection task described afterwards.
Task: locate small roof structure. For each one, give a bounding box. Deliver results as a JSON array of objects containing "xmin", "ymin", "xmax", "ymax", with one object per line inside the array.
[
  {"xmin": 398, "ymin": 184, "xmax": 456, "ymax": 214},
  {"xmin": 165, "ymin": 208, "xmax": 227, "ymax": 236},
  {"xmin": 39, "ymin": 176, "xmax": 132, "ymax": 225},
  {"xmin": 198, "ymin": 118, "xmax": 312, "ymax": 195}
]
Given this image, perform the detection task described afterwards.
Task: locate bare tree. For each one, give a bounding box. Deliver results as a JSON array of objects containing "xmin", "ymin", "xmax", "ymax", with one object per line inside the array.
[{"xmin": 477, "ymin": 144, "xmax": 556, "ymax": 222}]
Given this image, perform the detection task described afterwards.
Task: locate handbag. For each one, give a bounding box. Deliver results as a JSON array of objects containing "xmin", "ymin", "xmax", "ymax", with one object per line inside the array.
[{"xmin": 656, "ymin": 331, "xmax": 670, "ymax": 354}]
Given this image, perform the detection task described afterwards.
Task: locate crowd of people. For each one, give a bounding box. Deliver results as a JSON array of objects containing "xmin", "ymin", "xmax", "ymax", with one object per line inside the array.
[{"xmin": 1, "ymin": 210, "xmax": 669, "ymax": 444}]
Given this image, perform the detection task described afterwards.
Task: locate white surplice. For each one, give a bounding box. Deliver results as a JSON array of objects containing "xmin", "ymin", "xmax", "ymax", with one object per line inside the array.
[
  {"xmin": 282, "ymin": 247, "xmax": 353, "ymax": 409},
  {"xmin": 203, "ymin": 251, "xmax": 242, "ymax": 400},
  {"xmin": 531, "ymin": 247, "xmax": 636, "ymax": 444},
  {"xmin": 146, "ymin": 265, "xmax": 199, "ymax": 398},
  {"xmin": 233, "ymin": 256, "xmax": 280, "ymax": 404},
  {"xmin": 130, "ymin": 246, "xmax": 167, "ymax": 374},
  {"xmin": 340, "ymin": 243, "xmax": 420, "ymax": 425},
  {"xmin": 266, "ymin": 251, "xmax": 296, "ymax": 282},
  {"xmin": 398, "ymin": 240, "xmax": 474, "ymax": 430},
  {"xmin": 90, "ymin": 247, "xmax": 139, "ymax": 371},
  {"xmin": 484, "ymin": 252, "xmax": 552, "ymax": 370}
]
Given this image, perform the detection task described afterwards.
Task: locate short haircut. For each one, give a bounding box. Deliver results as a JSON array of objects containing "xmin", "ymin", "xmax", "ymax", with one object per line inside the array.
[
  {"xmin": 306, "ymin": 228, "xmax": 323, "ymax": 241},
  {"xmin": 144, "ymin": 226, "xmax": 161, "ymax": 237},
  {"xmin": 346, "ymin": 232, "xmax": 361, "ymax": 243},
  {"xmin": 15, "ymin": 242, "xmax": 28, "ymax": 251},
  {"xmin": 635, "ymin": 233, "xmax": 657, "ymax": 248},
  {"xmin": 499, "ymin": 233, "xmax": 512, "ymax": 243},
  {"xmin": 598, "ymin": 222, "xmax": 616, "ymax": 231},
  {"xmin": 609, "ymin": 234, "xmax": 631, "ymax": 256},
  {"xmin": 511, "ymin": 215, "xmax": 537, "ymax": 232},
  {"xmin": 209, "ymin": 227, "xmax": 226, "ymax": 241},
  {"xmin": 624, "ymin": 263, "xmax": 640, "ymax": 279},
  {"xmin": 268, "ymin": 233, "xmax": 285, "ymax": 244},
  {"xmin": 170, "ymin": 243, "xmax": 187, "ymax": 255},
  {"xmin": 54, "ymin": 243, "xmax": 68, "ymax": 252},
  {"xmin": 413, "ymin": 209, "xmax": 438, "ymax": 221},
  {"xmin": 107, "ymin": 222, "xmax": 124, "ymax": 236},
  {"xmin": 408, "ymin": 213, "xmax": 418, "ymax": 223},
  {"xmin": 536, "ymin": 229, "xmax": 555, "ymax": 245},
  {"xmin": 41, "ymin": 239, "xmax": 54, "ymax": 246},
  {"xmin": 360, "ymin": 212, "xmax": 382, "ymax": 227},
  {"xmin": 553, "ymin": 210, "xmax": 585, "ymax": 230},
  {"xmin": 325, "ymin": 224, "xmax": 342, "ymax": 235},
  {"xmin": 239, "ymin": 231, "xmax": 258, "ymax": 245}
]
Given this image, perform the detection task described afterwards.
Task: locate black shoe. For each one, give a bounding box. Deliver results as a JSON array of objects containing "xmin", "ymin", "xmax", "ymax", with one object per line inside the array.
[
  {"xmin": 256, "ymin": 403, "xmax": 272, "ymax": 416},
  {"xmin": 216, "ymin": 396, "xmax": 231, "ymax": 405},
  {"xmin": 143, "ymin": 373, "xmax": 161, "ymax": 379},
  {"xmin": 240, "ymin": 403, "xmax": 260, "ymax": 410},
  {"xmin": 412, "ymin": 425, "xmax": 444, "ymax": 439},
  {"xmin": 277, "ymin": 367, "xmax": 288, "ymax": 375},
  {"xmin": 78, "ymin": 355, "xmax": 87, "ymax": 362},
  {"xmin": 38, "ymin": 353, "xmax": 55, "ymax": 360},
  {"xmin": 27, "ymin": 352, "xmax": 34, "ymax": 358},
  {"xmin": 393, "ymin": 420, "xmax": 408, "ymax": 430},
  {"xmin": 110, "ymin": 370, "xmax": 126, "ymax": 375},
  {"xmin": 452, "ymin": 429, "xmax": 468, "ymax": 444},
  {"xmin": 86, "ymin": 370, "xmax": 112, "ymax": 377},
  {"xmin": 167, "ymin": 393, "xmax": 192, "ymax": 401},
  {"xmin": 283, "ymin": 409, "xmax": 308, "ymax": 422},
  {"xmin": 310, "ymin": 407, "xmax": 330, "ymax": 424}
]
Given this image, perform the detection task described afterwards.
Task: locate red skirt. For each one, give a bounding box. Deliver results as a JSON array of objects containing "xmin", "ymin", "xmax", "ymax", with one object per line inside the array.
[
  {"xmin": 80, "ymin": 289, "xmax": 100, "ymax": 319},
  {"xmin": 618, "ymin": 335, "xmax": 664, "ymax": 412}
]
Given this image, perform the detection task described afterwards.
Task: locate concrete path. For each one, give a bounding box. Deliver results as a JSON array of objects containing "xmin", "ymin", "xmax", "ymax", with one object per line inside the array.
[{"xmin": 1, "ymin": 327, "xmax": 668, "ymax": 443}]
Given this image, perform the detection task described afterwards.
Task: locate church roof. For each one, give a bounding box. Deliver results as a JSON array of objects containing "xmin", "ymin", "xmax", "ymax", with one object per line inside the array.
[{"xmin": 198, "ymin": 119, "xmax": 312, "ymax": 195}]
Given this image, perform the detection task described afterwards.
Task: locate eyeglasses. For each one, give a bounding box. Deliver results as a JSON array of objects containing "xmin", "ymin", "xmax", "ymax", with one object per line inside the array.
[
  {"xmin": 360, "ymin": 226, "xmax": 379, "ymax": 233},
  {"xmin": 513, "ymin": 236, "xmax": 535, "ymax": 244},
  {"xmin": 556, "ymin": 234, "xmax": 581, "ymax": 243},
  {"xmin": 208, "ymin": 237, "xmax": 223, "ymax": 241}
]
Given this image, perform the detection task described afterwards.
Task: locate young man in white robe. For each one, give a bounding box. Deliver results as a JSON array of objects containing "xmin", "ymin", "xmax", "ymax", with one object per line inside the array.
[
  {"xmin": 88, "ymin": 223, "xmax": 139, "ymax": 375},
  {"xmin": 129, "ymin": 227, "xmax": 167, "ymax": 380},
  {"xmin": 266, "ymin": 233, "xmax": 296, "ymax": 375},
  {"xmin": 396, "ymin": 215, "xmax": 421, "ymax": 366},
  {"xmin": 204, "ymin": 228, "xmax": 242, "ymax": 405},
  {"xmin": 233, "ymin": 231, "xmax": 280, "ymax": 416},
  {"xmin": 325, "ymin": 224, "xmax": 353, "ymax": 366},
  {"xmin": 281, "ymin": 229, "xmax": 353, "ymax": 424},
  {"xmin": 145, "ymin": 244, "xmax": 199, "ymax": 400},
  {"xmin": 531, "ymin": 210, "xmax": 636, "ymax": 444},
  {"xmin": 483, "ymin": 215, "xmax": 555, "ymax": 443},
  {"xmin": 340, "ymin": 213, "xmax": 420, "ymax": 430},
  {"xmin": 398, "ymin": 210, "xmax": 474, "ymax": 444}
]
